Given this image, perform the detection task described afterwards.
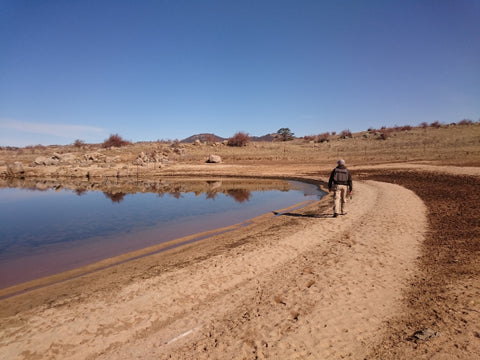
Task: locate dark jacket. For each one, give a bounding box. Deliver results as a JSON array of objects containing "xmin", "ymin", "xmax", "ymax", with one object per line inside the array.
[{"xmin": 328, "ymin": 165, "xmax": 352, "ymax": 191}]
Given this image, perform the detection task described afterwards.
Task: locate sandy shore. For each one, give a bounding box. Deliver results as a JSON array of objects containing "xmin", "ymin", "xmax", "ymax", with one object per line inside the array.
[{"xmin": 1, "ymin": 165, "xmax": 479, "ymax": 359}]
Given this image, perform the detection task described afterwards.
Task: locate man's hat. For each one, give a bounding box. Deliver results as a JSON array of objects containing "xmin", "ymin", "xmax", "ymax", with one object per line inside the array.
[{"xmin": 337, "ymin": 159, "xmax": 345, "ymax": 165}]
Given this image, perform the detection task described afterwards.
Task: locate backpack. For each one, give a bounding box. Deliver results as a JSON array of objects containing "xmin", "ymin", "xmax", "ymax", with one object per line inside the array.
[{"xmin": 334, "ymin": 168, "xmax": 349, "ymax": 183}]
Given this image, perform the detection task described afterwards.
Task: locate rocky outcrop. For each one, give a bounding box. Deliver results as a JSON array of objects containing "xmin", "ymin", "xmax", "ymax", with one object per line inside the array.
[{"xmin": 133, "ymin": 151, "xmax": 170, "ymax": 167}]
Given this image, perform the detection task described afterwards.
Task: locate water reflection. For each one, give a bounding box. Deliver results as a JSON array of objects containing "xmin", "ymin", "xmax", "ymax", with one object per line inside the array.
[
  {"xmin": 225, "ymin": 189, "xmax": 251, "ymax": 203},
  {"xmin": 0, "ymin": 177, "xmax": 324, "ymax": 289},
  {"xmin": 103, "ymin": 192, "xmax": 127, "ymax": 203},
  {"xmin": 1, "ymin": 177, "xmax": 290, "ymax": 204}
]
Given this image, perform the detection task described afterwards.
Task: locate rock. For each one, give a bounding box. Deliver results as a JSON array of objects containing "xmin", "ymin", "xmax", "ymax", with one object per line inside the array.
[
  {"xmin": 58, "ymin": 153, "xmax": 77, "ymax": 164},
  {"xmin": 33, "ymin": 156, "xmax": 48, "ymax": 166},
  {"xmin": 206, "ymin": 154, "xmax": 222, "ymax": 163},
  {"xmin": 6, "ymin": 162, "xmax": 25, "ymax": 177},
  {"xmin": 133, "ymin": 158, "xmax": 144, "ymax": 166},
  {"xmin": 32, "ymin": 156, "xmax": 59, "ymax": 166},
  {"xmin": 84, "ymin": 152, "xmax": 104, "ymax": 162},
  {"xmin": 412, "ymin": 328, "xmax": 440, "ymax": 341}
]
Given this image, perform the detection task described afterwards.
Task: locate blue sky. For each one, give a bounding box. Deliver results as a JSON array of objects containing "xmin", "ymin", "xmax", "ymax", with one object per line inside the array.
[{"xmin": 1, "ymin": 0, "xmax": 479, "ymax": 146}]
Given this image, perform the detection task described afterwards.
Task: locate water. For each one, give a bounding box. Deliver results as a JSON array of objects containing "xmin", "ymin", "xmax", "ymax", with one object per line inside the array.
[{"xmin": 0, "ymin": 178, "xmax": 325, "ymax": 289}]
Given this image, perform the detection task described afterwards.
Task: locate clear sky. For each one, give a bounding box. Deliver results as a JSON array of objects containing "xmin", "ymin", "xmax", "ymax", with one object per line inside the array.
[{"xmin": 1, "ymin": 0, "xmax": 479, "ymax": 147}]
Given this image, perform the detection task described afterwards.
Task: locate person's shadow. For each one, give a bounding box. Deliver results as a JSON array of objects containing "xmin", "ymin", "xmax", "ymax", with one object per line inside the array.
[{"xmin": 272, "ymin": 211, "xmax": 333, "ymax": 218}]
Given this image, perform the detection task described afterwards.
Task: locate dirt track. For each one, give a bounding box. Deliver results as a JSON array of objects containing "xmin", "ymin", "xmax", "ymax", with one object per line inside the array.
[
  {"xmin": 362, "ymin": 170, "xmax": 480, "ymax": 359},
  {"xmin": 0, "ymin": 165, "xmax": 479, "ymax": 359}
]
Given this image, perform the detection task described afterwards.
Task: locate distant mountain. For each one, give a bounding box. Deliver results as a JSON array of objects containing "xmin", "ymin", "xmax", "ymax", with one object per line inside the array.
[
  {"xmin": 181, "ymin": 133, "xmax": 277, "ymax": 143},
  {"xmin": 180, "ymin": 133, "xmax": 226, "ymax": 143},
  {"xmin": 250, "ymin": 134, "xmax": 277, "ymax": 142}
]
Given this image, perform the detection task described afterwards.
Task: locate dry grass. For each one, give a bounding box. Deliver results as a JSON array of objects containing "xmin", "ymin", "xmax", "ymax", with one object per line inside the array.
[
  {"xmin": 165, "ymin": 123, "xmax": 480, "ymax": 166},
  {"xmin": 1, "ymin": 123, "xmax": 479, "ymax": 168}
]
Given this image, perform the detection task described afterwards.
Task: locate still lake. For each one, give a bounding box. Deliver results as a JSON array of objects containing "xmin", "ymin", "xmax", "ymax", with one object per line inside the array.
[{"xmin": 0, "ymin": 178, "xmax": 325, "ymax": 289}]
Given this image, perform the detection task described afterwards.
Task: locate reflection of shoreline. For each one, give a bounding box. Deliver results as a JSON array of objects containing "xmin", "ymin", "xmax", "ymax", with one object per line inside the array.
[
  {"xmin": 0, "ymin": 177, "xmax": 294, "ymax": 197},
  {"xmin": 101, "ymin": 188, "xmax": 252, "ymax": 204},
  {"xmin": 0, "ymin": 177, "xmax": 324, "ymax": 204}
]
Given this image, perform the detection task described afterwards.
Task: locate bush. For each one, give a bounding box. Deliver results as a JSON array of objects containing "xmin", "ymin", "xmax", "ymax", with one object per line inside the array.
[
  {"xmin": 339, "ymin": 129, "xmax": 352, "ymax": 139},
  {"xmin": 317, "ymin": 132, "xmax": 330, "ymax": 143},
  {"xmin": 430, "ymin": 121, "xmax": 442, "ymax": 128},
  {"xmin": 458, "ymin": 119, "xmax": 473, "ymax": 126},
  {"xmin": 227, "ymin": 132, "xmax": 250, "ymax": 147},
  {"xmin": 73, "ymin": 139, "xmax": 85, "ymax": 148},
  {"xmin": 378, "ymin": 128, "xmax": 392, "ymax": 140},
  {"xmin": 205, "ymin": 134, "xmax": 216, "ymax": 144},
  {"xmin": 102, "ymin": 134, "xmax": 130, "ymax": 148}
]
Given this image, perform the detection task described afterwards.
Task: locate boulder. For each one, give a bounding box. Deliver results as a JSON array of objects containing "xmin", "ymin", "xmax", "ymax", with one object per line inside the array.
[
  {"xmin": 58, "ymin": 153, "xmax": 77, "ymax": 164},
  {"xmin": 33, "ymin": 156, "xmax": 59, "ymax": 166},
  {"xmin": 206, "ymin": 154, "xmax": 222, "ymax": 163},
  {"xmin": 6, "ymin": 162, "xmax": 25, "ymax": 177},
  {"xmin": 33, "ymin": 156, "xmax": 48, "ymax": 166}
]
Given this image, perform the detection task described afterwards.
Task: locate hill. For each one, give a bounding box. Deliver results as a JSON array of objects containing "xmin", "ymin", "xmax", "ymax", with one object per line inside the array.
[
  {"xmin": 180, "ymin": 133, "xmax": 226, "ymax": 143},
  {"xmin": 181, "ymin": 133, "xmax": 278, "ymax": 143}
]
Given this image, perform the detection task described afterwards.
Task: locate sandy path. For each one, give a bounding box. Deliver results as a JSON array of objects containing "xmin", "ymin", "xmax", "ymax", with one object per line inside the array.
[{"xmin": 0, "ymin": 180, "xmax": 426, "ymax": 359}]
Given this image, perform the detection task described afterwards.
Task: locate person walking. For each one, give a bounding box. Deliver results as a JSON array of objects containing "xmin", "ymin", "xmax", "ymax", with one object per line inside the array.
[{"xmin": 328, "ymin": 159, "xmax": 353, "ymax": 217}]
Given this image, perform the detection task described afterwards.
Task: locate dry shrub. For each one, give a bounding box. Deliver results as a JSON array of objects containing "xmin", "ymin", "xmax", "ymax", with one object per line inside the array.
[
  {"xmin": 73, "ymin": 139, "xmax": 85, "ymax": 148},
  {"xmin": 379, "ymin": 128, "xmax": 393, "ymax": 140},
  {"xmin": 393, "ymin": 125, "xmax": 412, "ymax": 132},
  {"xmin": 317, "ymin": 132, "xmax": 330, "ymax": 143},
  {"xmin": 205, "ymin": 134, "xmax": 216, "ymax": 144},
  {"xmin": 25, "ymin": 144, "xmax": 46, "ymax": 151},
  {"xmin": 304, "ymin": 133, "xmax": 329, "ymax": 143},
  {"xmin": 102, "ymin": 134, "xmax": 130, "ymax": 148},
  {"xmin": 339, "ymin": 129, "xmax": 352, "ymax": 139},
  {"xmin": 227, "ymin": 132, "xmax": 250, "ymax": 147},
  {"xmin": 458, "ymin": 119, "xmax": 473, "ymax": 126}
]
